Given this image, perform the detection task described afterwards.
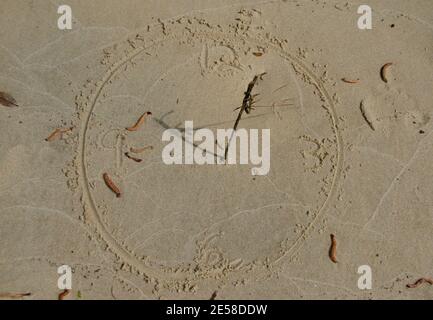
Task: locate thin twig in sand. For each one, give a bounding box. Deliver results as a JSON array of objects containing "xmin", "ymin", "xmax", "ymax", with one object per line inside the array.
[{"xmin": 224, "ymin": 73, "xmax": 265, "ymax": 160}]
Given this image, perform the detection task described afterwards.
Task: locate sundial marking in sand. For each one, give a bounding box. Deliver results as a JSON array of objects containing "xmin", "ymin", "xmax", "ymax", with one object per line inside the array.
[{"xmin": 76, "ymin": 16, "xmax": 343, "ymax": 283}]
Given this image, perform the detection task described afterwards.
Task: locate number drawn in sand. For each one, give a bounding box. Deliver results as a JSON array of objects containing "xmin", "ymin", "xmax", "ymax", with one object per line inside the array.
[{"xmin": 199, "ymin": 43, "xmax": 242, "ymax": 77}]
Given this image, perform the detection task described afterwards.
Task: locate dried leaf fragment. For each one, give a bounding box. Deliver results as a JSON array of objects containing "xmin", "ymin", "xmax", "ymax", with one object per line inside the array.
[{"xmin": 0, "ymin": 91, "xmax": 18, "ymax": 107}]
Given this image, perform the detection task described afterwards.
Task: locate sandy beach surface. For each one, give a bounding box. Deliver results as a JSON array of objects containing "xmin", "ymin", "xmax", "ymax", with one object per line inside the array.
[{"xmin": 1, "ymin": 0, "xmax": 433, "ymax": 300}]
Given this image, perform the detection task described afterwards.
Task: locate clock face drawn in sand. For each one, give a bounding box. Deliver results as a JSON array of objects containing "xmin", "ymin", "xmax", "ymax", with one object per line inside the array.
[{"xmin": 77, "ymin": 15, "xmax": 343, "ymax": 283}]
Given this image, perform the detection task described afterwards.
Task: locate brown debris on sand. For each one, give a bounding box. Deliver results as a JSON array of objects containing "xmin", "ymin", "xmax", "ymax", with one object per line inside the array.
[
  {"xmin": 45, "ymin": 127, "xmax": 73, "ymax": 142},
  {"xmin": 406, "ymin": 278, "xmax": 433, "ymax": 289},
  {"xmin": 103, "ymin": 173, "xmax": 122, "ymax": 198},
  {"xmin": 58, "ymin": 289, "xmax": 70, "ymax": 300},
  {"xmin": 0, "ymin": 91, "xmax": 18, "ymax": 107},
  {"xmin": 126, "ymin": 111, "xmax": 152, "ymax": 131},
  {"xmin": 329, "ymin": 234, "xmax": 338, "ymax": 263}
]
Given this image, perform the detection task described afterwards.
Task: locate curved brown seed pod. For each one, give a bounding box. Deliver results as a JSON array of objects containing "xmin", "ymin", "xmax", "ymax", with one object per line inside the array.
[
  {"xmin": 0, "ymin": 91, "xmax": 18, "ymax": 107},
  {"xmin": 45, "ymin": 129, "xmax": 61, "ymax": 142},
  {"xmin": 406, "ymin": 278, "xmax": 433, "ymax": 288},
  {"xmin": 126, "ymin": 111, "xmax": 152, "ymax": 131},
  {"xmin": 125, "ymin": 152, "xmax": 142, "ymax": 163},
  {"xmin": 58, "ymin": 289, "xmax": 70, "ymax": 300},
  {"xmin": 103, "ymin": 173, "xmax": 122, "ymax": 198},
  {"xmin": 342, "ymin": 78, "xmax": 359, "ymax": 84},
  {"xmin": 329, "ymin": 234, "xmax": 338, "ymax": 263},
  {"xmin": 380, "ymin": 63, "xmax": 393, "ymax": 83},
  {"xmin": 130, "ymin": 145, "xmax": 153, "ymax": 154},
  {"xmin": 45, "ymin": 127, "xmax": 72, "ymax": 142}
]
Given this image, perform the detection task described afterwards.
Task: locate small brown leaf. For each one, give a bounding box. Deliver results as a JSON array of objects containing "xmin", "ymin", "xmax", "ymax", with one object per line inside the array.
[{"xmin": 0, "ymin": 91, "xmax": 18, "ymax": 107}]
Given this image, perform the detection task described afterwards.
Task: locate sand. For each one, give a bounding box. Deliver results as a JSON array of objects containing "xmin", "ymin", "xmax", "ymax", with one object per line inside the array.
[{"xmin": 1, "ymin": 0, "xmax": 433, "ymax": 300}]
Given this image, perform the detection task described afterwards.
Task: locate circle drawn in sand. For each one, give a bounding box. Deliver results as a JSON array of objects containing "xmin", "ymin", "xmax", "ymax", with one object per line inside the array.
[{"xmin": 77, "ymin": 16, "xmax": 343, "ymax": 283}]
